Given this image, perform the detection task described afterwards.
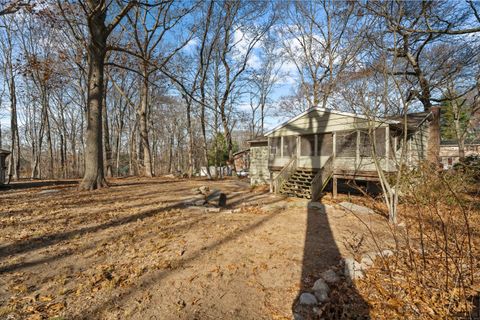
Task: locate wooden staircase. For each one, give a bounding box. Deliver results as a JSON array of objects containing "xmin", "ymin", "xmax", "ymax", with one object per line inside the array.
[
  {"xmin": 278, "ymin": 156, "xmax": 334, "ymax": 200},
  {"xmin": 279, "ymin": 169, "xmax": 316, "ymax": 198}
]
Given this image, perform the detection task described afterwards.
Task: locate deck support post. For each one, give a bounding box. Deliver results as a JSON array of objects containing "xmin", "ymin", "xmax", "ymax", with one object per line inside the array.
[{"xmin": 332, "ymin": 176, "xmax": 338, "ymax": 199}]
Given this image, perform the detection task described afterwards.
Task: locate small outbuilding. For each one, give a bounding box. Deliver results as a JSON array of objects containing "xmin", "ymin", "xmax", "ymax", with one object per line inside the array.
[{"xmin": 0, "ymin": 149, "xmax": 10, "ymax": 184}]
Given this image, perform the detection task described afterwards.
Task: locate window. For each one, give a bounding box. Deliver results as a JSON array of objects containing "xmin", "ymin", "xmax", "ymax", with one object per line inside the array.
[
  {"xmin": 336, "ymin": 131, "xmax": 357, "ymax": 157},
  {"xmin": 301, "ymin": 135, "xmax": 315, "ymax": 156},
  {"xmin": 283, "ymin": 136, "xmax": 297, "ymax": 157},
  {"xmin": 318, "ymin": 133, "xmax": 333, "ymax": 156}
]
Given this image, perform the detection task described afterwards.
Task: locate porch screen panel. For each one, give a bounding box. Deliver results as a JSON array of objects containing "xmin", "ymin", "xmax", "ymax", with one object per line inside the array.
[
  {"xmin": 336, "ymin": 131, "xmax": 356, "ymax": 157},
  {"xmin": 283, "ymin": 136, "xmax": 297, "ymax": 157},
  {"xmin": 359, "ymin": 131, "xmax": 371, "ymax": 157},
  {"xmin": 374, "ymin": 128, "xmax": 386, "ymax": 157},
  {"xmin": 300, "ymin": 135, "xmax": 315, "ymax": 156},
  {"xmin": 318, "ymin": 133, "xmax": 333, "ymax": 156},
  {"xmin": 270, "ymin": 137, "xmax": 281, "ymax": 156},
  {"xmin": 359, "ymin": 128, "xmax": 386, "ymax": 157}
]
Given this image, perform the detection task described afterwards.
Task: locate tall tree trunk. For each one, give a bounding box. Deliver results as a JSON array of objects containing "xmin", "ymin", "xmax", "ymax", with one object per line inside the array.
[
  {"xmin": 79, "ymin": 11, "xmax": 107, "ymax": 190},
  {"xmin": 138, "ymin": 67, "xmax": 153, "ymax": 177},
  {"xmin": 7, "ymin": 73, "xmax": 20, "ymax": 182},
  {"xmin": 42, "ymin": 93, "xmax": 54, "ymax": 179},
  {"xmin": 427, "ymin": 106, "xmax": 441, "ymax": 165},
  {"xmin": 186, "ymin": 99, "xmax": 194, "ymax": 177},
  {"xmin": 128, "ymin": 120, "xmax": 138, "ymax": 176},
  {"xmin": 115, "ymin": 124, "xmax": 122, "ymax": 176},
  {"xmin": 102, "ymin": 80, "xmax": 113, "ymax": 178},
  {"xmin": 168, "ymin": 133, "xmax": 174, "ymax": 174}
]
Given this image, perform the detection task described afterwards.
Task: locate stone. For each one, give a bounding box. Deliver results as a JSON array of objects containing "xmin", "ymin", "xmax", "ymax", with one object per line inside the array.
[
  {"xmin": 312, "ymin": 278, "xmax": 330, "ymax": 302},
  {"xmin": 308, "ymin": 201, "xmax": 324, "ymax": 210},
  {"xmin": 205, "ymin": 207, "xmax": 221, "ymax": 213},
  {"xmin": 381, "ymin": 249, "xmax": 394, "ymax": 257},
  {"xmin": 343, "ymin": 258, "xmax": 364, "ymax": 281},
  {"xmin": 262, "ymin": 203, "xmax": 287, "ymax": 212},
  {"xmin": 194, "ymin": 199, "xmax": 206, "ymax": 206},
  {"xmin": 192, "ymin": 188, "xmax": 202, "ymax": 195},
  {"xmin": 321, "ymin": 269, "xmax": 340, "ymax": 284},
  {"xmin": 205, "ymin": 190, "xmax": 227, "ymax": 207},
  {"xmin": 360, "ymin": 255, "xmax": 374, "ymax": 268},
  {"xmin": 338, "ymin": 202, "xmax": 375, "ymax": 215},
  {"xmin": 299, "ymin": 292, "xmax": 317, "ymax": 305},
  {"xmin": 199, "ymin": 185, "xmax": 210, "ymax": 195}
]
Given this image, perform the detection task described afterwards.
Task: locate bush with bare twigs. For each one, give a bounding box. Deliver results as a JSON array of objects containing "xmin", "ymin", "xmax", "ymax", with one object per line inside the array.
[{"xmin": 357, "ymin": 164, "xmax": 479, "ymax": 319}]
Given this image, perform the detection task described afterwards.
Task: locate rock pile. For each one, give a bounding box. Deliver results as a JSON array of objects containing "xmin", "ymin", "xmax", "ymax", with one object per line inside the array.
[{"xmin": 294, "ymin": 249, "xmax": 395, "ymax": 319}]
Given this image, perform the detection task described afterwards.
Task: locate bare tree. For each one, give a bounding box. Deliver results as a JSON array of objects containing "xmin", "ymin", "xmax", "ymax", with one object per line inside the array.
[
  {"xmin": 58, "ymin": 0, "xmax": 136, "ymax": 189},
  {"xmin": 282, "ymin": 0, "xmax": 369, "ymax": 109},
  {"xmin": 0, "ymin": 15, "xmax": 21, "ymax": 181},
  {"xmin": 248, "ymin": 32, "xmax": 284, "ymax": 137},
  {"xmin": 365, "ymin": 0, "xmax": 480, "ymax": 163}
]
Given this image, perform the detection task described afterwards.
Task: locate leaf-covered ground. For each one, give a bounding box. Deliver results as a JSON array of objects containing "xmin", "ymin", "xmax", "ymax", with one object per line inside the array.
[{"xmin": 0, "ymin": 177, "xmax": 393, "ymax": 320}]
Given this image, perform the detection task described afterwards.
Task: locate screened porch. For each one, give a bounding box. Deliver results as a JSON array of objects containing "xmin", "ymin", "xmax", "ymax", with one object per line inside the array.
[{"xmin": 268, "ymin": 126, "xmax": 397, "ymax": 173}]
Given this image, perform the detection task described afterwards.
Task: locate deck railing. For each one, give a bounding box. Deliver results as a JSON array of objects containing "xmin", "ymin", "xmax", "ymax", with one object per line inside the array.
[
  {"xmin": 272, "ymin": 156, "xmax": 297, "ymax": 194},
  {"xmin": 310, "ymin": 155, "xmax": 334, "ymax": 201}
]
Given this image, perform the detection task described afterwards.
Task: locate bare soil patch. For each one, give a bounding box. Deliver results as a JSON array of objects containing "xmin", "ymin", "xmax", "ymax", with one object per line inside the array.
[{"xmin": 0, "ymin": 177, "xmax": 392, "ymax": 319}]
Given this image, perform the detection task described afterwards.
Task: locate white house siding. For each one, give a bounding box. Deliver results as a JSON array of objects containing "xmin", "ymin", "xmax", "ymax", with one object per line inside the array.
[
  {"xmin": 268, "ymin": 110, "xmax": 382, "ymax": 137},
  {"xmin": 266, "ymin": 109, "xmax": 394, "ymax": 172}
]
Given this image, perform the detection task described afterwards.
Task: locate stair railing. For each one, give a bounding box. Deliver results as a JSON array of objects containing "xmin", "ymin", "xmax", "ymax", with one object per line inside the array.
[
  {"xmin": 273, "ymin": 156, "xmax": 297, "ymax": 194},
  {"xmin": 310, "ymin": 155, "xmax": 334, "ymax": 201}
]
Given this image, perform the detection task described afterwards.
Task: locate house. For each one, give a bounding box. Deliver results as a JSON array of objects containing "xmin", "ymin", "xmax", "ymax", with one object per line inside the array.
[
  {"xmin": 440, "ymin": 141, "xmax": 480, "ymax": 169},
  {"xmin": 0, "ymin": 149, "xmax": 10, "ymax": 184},
  {"xmin": 249, "ymin": 107, "xmax": 431, "ymax": 199}
]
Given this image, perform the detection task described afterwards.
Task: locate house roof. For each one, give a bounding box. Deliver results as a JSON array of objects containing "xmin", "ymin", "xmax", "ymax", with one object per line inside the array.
[
  {"xmin": 389, "ymin": 111, "xmax": 432, "ymax": 131},
  {"xmin": 264, "ymin": 106, "xmax": 401, "ymax": 136},
  {"xmin": 233, "ymin": 149, "xmax": 250, "ymax": 157},
  {"xmin": 0, "ymin": 149, "xmax": 10, "ymax": 155},
  {"xmin": 264, "ymin": 106, "xmax": 437, "ymax": 136},
  {"xmin": 246, "ymin": 136, "xmax": 268, "ymax": 143}
]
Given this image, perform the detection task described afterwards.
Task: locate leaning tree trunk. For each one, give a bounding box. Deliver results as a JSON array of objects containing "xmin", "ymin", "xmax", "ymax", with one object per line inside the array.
[{"xmin": 79, "ymin": 18, "xmax": 107, "ymax": 190}]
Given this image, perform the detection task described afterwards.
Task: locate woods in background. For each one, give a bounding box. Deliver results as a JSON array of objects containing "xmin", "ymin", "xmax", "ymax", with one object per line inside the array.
[{"xmin": 0, "ymin": 0, "xmax": 479, "ymax": 188}]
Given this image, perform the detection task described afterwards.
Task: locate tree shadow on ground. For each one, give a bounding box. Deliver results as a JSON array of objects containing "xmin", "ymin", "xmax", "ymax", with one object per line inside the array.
[
  {"xmin": 0, "ymin": 180, "xmax": 78, "ymax": 190},
  {"xmin": 0, "ymin": 201, "xmax": 187, "ymax": 260},
  {"xmin": 292, "ymin": 196, "xmax": 370, "ymax": 319},
  {"xmin": 72, "ymin": 210, "xmax": 279, "ymax": 320}
]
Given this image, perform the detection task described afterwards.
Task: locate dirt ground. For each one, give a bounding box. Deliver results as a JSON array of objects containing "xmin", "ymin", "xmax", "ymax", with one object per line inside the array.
[{"xmin": 0, "ymin": 177, "xmax": 394, "ymax": 320}]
